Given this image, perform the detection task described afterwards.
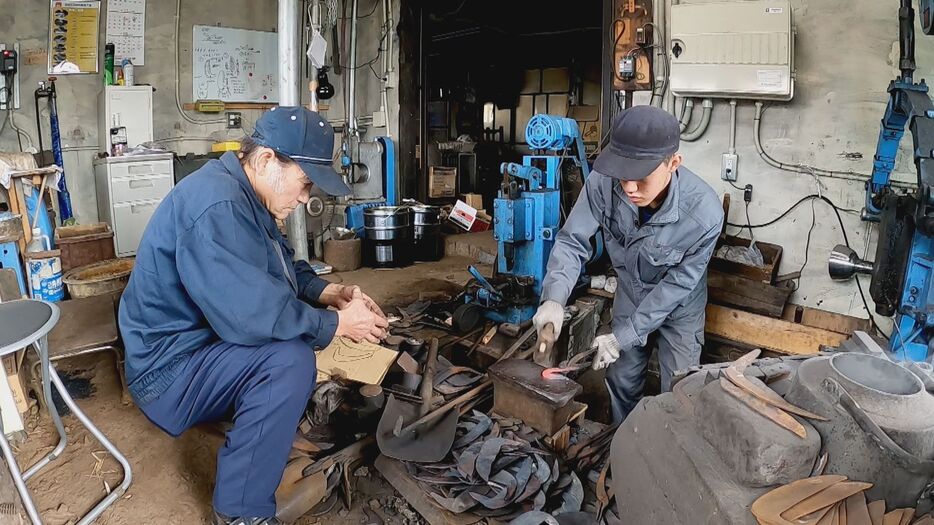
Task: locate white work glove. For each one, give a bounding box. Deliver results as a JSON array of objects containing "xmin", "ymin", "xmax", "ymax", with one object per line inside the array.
[
  {"xmin": 591, "ymin": 334, "xmax": 621, "ymax": 370},
  {"xmin": 533, "ymin": 300, "xmax": 565, "ymax": 340}
]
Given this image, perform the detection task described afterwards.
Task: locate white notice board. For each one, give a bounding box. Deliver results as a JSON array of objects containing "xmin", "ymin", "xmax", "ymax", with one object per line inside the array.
[{"xmin": 192, "ymin": 25, "xmax": 278, "ymax": 103}]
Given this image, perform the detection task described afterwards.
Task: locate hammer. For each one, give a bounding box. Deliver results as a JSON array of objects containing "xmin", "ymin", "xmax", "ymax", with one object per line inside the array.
[{"xmin": 538, "ymin": 322, "xmax": 556, "ymax": 354}]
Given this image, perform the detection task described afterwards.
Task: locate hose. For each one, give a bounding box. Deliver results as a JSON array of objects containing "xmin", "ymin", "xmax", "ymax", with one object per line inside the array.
[
  {"xmin": 681, "ymin": 98, "xmax": 712, "ymax": 141},
  {"xmin": 678, "ymin": 98, "xmax": 694, "ymax": 133}
]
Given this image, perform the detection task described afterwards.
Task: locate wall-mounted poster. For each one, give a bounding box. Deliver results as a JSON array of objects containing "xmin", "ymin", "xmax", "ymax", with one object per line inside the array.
[{"xmin": 49, "ymin": 0, "xmax": 101, "ymax": 74}]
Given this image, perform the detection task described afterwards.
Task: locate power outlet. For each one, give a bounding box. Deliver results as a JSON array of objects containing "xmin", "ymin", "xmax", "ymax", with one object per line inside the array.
[
  {"xmin": 721, "ymin": 153, "xmax": 738, "ymax": 181},
  {"xmin": 226, "ymin": 112, "xmax": 242, "ymax": 129}
]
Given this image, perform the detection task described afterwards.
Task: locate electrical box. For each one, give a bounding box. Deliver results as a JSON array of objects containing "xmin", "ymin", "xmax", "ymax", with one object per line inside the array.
[
  {"xmin": 670, "ymin": 0, "xmax": 795, "ymax": 101},
  {"xmin": 98, "ymin": 86, "xmax": 154, "ymax": 154}
]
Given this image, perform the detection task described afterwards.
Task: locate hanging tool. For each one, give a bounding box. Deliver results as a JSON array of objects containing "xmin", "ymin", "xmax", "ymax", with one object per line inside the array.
[
  {"xmin": 377, "ymin": 338, "xmax": 459, "ymax": 462},
  {"xmin": 34, "ymin": 78, "xmax": 74, "ymax": 224}
]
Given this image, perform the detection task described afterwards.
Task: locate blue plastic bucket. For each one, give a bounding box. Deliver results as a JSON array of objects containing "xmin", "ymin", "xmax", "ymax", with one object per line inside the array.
[{"xmin": 27, "ymin": 250, "xmax": 64, "ymax": 302}]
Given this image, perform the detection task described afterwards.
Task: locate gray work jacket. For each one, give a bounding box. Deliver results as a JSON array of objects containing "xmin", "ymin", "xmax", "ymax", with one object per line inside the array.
[{"xmin": 541, "ymin": 167, "xmax": 724, "ymax": 351}]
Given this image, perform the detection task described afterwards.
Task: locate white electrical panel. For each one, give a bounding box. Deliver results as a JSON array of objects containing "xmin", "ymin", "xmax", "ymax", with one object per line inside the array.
[{"xmin": 670, "ymin": 0, "xmax": 795, "ymax": 101}]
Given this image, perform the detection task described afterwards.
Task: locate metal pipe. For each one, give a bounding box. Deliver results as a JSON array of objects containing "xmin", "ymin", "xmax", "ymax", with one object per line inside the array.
[
  {"xmin": 681, "ymin": 98, "xmax": 712, "ymax": 141},
  {"xmin": 280, "ymin": 0, "xmax": 309, "ymax": 261},
  {"xmin": 678, "ymin": 98, "xmax": 693, "ymax": 133},
  {"xmin": 347, "ymin": 0, "xmax": 360, "ymax": 135},
  {"xmin": 380, "ymin": 0, "xmax": 394, "ymax": 138},
  {"xmin": 728, "ymin": 99, "xmax": 737, "ymax": 155}
]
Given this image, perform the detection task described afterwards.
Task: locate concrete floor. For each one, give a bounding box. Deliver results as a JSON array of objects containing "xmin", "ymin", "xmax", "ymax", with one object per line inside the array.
[{"xmin": 7, "ymin": 256, "xmax": 484, "ymax": 524}]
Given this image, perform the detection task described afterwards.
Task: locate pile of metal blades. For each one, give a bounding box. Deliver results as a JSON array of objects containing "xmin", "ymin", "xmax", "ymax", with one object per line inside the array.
[
  {"xmin": 720, "ymin": 349, "xmax": 826, "ymax": 439},
  {"xmin": 404, "ymin": 410, "xmax": 574, "ymax": 521},
  {"xmin": 751, "ymin": 475, "xmax": 933, "ymax": 525}
]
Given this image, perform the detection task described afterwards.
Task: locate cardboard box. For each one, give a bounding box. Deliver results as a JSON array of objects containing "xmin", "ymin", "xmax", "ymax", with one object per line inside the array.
[
  {"xmin": 429, "ymin": 166, "xmax": 457, "ymax": 198},
  {"xmin": 461, "ymin": 193, "xmax": 483, "ymax": 210},
  {"xmin": 2, "ymin": 354, "xmax": 28, "ymax": 419},
  {"xmin": 449, "ymin": 200, "xmax": 491, "ymax": 232}
]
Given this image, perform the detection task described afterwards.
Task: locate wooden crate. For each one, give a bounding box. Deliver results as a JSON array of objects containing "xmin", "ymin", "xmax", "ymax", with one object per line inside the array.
[{"xmin": 710, "ymin": 235, "xmax": 783, "ymax": 284}]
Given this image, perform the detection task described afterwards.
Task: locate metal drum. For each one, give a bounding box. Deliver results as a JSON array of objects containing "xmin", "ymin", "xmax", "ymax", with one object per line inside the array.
[
  {"xmin": 411, "ymin": 205, "xmax": 443, "ymax": 262},
  {"xmin": 364, "ymin": 206, "xmax": 413, "ymax": 268}
]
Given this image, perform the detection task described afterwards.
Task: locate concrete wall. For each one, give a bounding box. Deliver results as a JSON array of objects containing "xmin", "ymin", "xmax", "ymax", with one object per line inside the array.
[
  {"xmin": 0, "ymin": 0, "xmax": 396, "ymax": 224},
  {"xmin": 0, "ymin": 0, "xmax": 308, "ymax": 224},
  {"xmin": 651, "ymin": 0, "xmax": 934, "ymax": 325}
]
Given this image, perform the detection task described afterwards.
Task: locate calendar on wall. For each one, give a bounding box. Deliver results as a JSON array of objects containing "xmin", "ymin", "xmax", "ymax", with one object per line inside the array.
[{"xmin": 105, "ymin": 0, "xmax": 145, "ymax": 65}]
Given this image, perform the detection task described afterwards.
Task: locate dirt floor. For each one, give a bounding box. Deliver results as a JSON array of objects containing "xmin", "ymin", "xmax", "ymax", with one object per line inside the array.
[{"xmin": 7, "ymin": 256, "xmax": 486, "ymax": 525}]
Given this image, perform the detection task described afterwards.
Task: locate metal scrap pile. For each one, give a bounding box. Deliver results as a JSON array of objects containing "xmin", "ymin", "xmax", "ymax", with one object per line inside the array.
[
  {"xmin": 403, "ymin": 411, "xmax": 587, "ymax": 521},
  {"xmin": 752, "ymin": 474, "xmax": 934, "ymax": 524}
]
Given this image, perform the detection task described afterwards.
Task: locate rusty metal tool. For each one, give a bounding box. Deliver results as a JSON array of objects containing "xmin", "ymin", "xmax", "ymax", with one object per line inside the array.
[
  {"xmin": 496, "ymin": 325, "xmax": 537, "ymax": 363},
  {"xmin": 751, "ymin": 475, "xmax": 847, "ymax": 525},
  {"xmin": 719, "ymin": 377, "xmax": 808, "ymax": 439},
  {"xmin": 725, "ymin": 349, "xmax": 827, "ymax": 421},
  {"xmin": 541, "ymin": 364, "xmax": 588, "ymax": 380},
  {"xmin": 781, "ymin": 481, "xmax": 873, "ymax": 520},
  {"xmin": 499, "ymin": 320, "xmax": 532, "ymax": 338},
  {"xmin": 868, "ymin": 501, "xmax": 885, "ymax": 525},
  {"xmin": 377, "ymin": 338, "xmax": 459, "ymax": 462}
]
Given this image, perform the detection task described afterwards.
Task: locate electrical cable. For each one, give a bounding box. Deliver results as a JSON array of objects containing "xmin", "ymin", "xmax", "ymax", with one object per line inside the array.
[
  {"xmin": 175, "ymin": 0, "xmax": 224, "ymax": 125},
  {"xmin": 339, "ymin": 0, "xmax": 380, "ymax": 19},
  {"xmin": 727, "ymin": 193, "xmax": 888, "ymax": 337}
]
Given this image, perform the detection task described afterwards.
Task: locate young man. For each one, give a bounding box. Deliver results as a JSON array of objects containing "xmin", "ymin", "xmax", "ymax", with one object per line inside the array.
[
  {"xmin": 533, "ymin": 105, "xmax": 724, "ymax": 424},
  {"xmin": 119, "ymin": 107, "xmax": 388, "ymax": 524}
]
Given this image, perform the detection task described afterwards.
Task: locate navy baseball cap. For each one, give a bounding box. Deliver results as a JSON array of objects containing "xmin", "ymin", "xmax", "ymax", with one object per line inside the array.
[
  {"xmin": 594, "ymin": 106, "xmax": 680, "ymax": 181},
  {"xmin": 251, "ymin": 106, "xmax": 351, "ymax": 196}
]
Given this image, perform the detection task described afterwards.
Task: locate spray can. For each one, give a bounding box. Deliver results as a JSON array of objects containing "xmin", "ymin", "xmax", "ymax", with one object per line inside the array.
[
  {"xmin": 122, "ymin": 58, "xmax": 134, "ymax": 86},
  {"xmin": 104, "ymin": 43, "xmax": 115, "ymax": 85}
]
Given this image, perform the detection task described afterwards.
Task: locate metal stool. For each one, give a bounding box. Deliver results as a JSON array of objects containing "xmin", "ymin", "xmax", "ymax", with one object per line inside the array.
[{"xmin": 0, "ymin": 299, "xmax": 132, "ymax": 524}]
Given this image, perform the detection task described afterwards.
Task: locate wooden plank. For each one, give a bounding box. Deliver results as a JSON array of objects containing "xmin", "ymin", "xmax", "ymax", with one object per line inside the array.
[
  {"xmin": 183, "ymin": 102, "xmax": 277, "ymax": 111},
  {"xmin": 374, "ymin": 455, "xmax": 482, "ymax": 525},
  {"xmin": 707, "ymin": 270, "xmax": 792, "ymax": 318},
  {"xmin": 705, "ymin": 304, "xmax": 848, "ymax": 356},
  {"xmin": 782, "ymin": 304, "xmax": 872, "ymax": 335},
  {"xmin": 315, "ymin": 337, "xmax": 399, "ymax": 385}
]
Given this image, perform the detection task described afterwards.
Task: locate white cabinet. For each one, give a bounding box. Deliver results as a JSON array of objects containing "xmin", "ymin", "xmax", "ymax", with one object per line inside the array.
[
  {"xmin": 94, "ymin": 154, "xmax": 174, "ymax": 257},
  {"xmin": 98, "ymin": 86, "xmax": 154, "ymax": 153}
]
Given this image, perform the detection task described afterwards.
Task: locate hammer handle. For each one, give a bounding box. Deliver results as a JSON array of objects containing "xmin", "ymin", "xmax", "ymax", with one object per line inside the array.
[
  {"xmin": 539, "ymin": 323, "xmax": 555, "ymax": 353},
  {"xmin": 419, "ymin": 338, "xmax": 439, "ymax": 417},
  {"xmin": 400, "ymin": 380, "xmax": 492, "ymax": 435}
]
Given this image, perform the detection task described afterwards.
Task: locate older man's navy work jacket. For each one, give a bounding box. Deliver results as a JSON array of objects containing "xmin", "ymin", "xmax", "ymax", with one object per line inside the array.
[{"xmin": 119, "ymin": 152, "xmax": 338, "ymax": 405}]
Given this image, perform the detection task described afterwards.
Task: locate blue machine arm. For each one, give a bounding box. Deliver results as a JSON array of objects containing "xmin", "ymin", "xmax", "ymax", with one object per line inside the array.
[{"xmin": 856, "ymin": 0, "xmax": 934, "ymax": 361}]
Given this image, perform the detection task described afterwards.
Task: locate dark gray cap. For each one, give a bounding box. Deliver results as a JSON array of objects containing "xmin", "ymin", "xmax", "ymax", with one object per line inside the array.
[
  {"xmin": 252, "ymin": 106, "xmax": 351, "ymax": 196},
  {"xmin": 594, "ymin": 106, "xmax": 680, "ymax": 181}
]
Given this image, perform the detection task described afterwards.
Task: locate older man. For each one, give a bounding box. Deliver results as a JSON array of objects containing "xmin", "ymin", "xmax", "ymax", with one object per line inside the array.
[
  {"xmin": 119, "ymin": 106, "xmax": 387, "ymax": 525},
  {"xmin": 534, "ymin": 105, "xmax": 723, "ymax": 424}
]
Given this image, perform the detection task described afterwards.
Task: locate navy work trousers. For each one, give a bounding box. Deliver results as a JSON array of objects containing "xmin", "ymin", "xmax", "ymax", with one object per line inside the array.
[{"xmin": 139, "ymin": 338, "xmax": 316, "ymax": 518}]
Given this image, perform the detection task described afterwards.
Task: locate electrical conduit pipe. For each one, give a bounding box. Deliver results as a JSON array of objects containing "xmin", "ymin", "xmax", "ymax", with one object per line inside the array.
[{"xmin": 681, "ymin": 98, "xmax": 712, "ymax": 141}]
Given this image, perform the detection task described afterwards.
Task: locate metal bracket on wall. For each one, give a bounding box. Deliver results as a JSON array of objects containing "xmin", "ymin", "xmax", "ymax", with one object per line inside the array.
[{"xmin": 0, "ymin": 43, "xmax": 21, "ymax": 111}]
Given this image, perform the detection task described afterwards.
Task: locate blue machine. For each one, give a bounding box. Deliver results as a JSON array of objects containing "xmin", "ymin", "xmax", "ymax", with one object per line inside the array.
[
  {"xmin": 344, "ymin": 136, "xmax": 398, "ymax": 235},
  {"xmin": 829, "ymin": 0, "xmax": 934, "ymax": 361},
  {"xmin": 455, "ymin": 115, "xmax": 592, "ymax": 330}
]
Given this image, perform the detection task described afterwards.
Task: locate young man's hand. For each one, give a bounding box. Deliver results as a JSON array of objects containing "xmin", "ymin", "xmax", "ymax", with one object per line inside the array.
[{"xmin": 319, "ymin": 283, "xmax": 386, "ymax": 319}]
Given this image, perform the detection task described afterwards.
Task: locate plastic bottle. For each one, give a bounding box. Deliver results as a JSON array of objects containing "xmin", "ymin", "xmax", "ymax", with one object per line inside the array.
[
  {"xmin": 122, "ymin": 58, "xmax": 134, "ymax": 86},
  {"xmin": 104, "ymin": 43, "xmax": 115, "ymax": 85},
  {"xmin": 26, "ymin": 228, "xmax": 51, "ymax": 253}
]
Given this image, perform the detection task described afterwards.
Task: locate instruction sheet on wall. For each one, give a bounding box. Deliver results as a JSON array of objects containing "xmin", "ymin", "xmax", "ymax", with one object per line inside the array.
[
  {"xmin": 106, "ymin": 0, "xmax": 145, "ymax": 65},
  {"xmin": 49, "ymin": 0, "xmax": 101, "ymax": 74},
  {"xmin": 192, "ymin": 25, "xmax": 278, "ymax": 103}
]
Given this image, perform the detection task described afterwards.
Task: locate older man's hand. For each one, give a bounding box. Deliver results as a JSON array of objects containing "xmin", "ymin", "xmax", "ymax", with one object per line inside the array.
[{"xmin": 320, "ymin": 283, "xmax": 386, "ymax": 319}]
